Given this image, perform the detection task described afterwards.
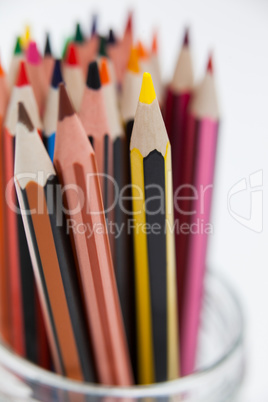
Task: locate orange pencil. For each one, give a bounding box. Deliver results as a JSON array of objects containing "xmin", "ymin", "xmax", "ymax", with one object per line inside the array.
[
  {"xmin": 120, "ymin": 47, "xmax": 143, "ymax": 144},
  {"xmin": 54, "ymin": 84, "xmax": 133, "ymax": 386}
]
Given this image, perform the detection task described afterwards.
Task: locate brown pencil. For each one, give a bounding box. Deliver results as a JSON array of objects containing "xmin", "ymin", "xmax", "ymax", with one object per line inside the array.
[
  {"xmin": 54, "ymin": 84, "xmax": 133, "ymax": 386},
  {"xmin": 79, "ymin": 61, "xmax": 113, "ymax": 220},
  {"xmin": 15, "ymin": 103, "xmax": 96, "ymax": 381}
]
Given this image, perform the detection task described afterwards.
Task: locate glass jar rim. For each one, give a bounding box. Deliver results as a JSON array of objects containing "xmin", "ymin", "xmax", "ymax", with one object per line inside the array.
[{"xmin": 0, "ymin": 271, "xmax": 244, "ymax": 398}]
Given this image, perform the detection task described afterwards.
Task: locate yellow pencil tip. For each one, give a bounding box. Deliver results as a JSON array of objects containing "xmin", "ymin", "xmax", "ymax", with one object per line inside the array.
[
  {"xmin": 20, "ymin": 25, "xmax": 31, "ymax": 49},
  {"xmin": 139, "ymin": 72, "xmax": 156, "ymax": 104},
  {"xmin": 25, "ymin": 26, "xmax": 31, "ymax": 40}
]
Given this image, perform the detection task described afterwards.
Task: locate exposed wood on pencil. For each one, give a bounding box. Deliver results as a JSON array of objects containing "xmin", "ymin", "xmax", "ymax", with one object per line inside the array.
[
  {"xmin": 15, "ymin": 103, "xmax": 96, "ymax": 381},
  {"xmin": 130, "ymin": 72, "xmax": 179, "ymax": 384},
  {"xmin": 54, "ymin": 84, "xmax": 133, "ymax": 385}
]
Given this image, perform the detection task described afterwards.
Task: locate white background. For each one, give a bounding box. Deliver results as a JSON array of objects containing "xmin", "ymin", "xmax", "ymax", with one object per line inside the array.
[{"xmin": 0, "ymin": 0, "xmax": 267, "ymax": 400}]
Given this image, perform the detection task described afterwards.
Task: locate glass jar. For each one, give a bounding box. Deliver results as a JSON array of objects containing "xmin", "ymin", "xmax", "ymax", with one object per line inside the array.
[{"xmin": 0, "ymin": 271, "xmax": 245, "ymax": 402}]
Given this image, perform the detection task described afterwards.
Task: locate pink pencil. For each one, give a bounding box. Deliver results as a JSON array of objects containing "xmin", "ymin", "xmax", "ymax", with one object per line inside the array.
[
  {"xmin": 26, "ymin": 41, "xmax": 46, "ymax": 115},
  {"xmin": 180, "ymin": 56, "xmax": 220, "ymax": 376}
]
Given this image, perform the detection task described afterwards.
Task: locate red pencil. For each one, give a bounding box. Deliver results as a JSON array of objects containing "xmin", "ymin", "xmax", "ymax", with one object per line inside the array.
[
  {"xmin": 63, "ymin": 43, "xmax": 84, "ymax": 111},
  {"xmin": 164, "ymin": 29, "xmax": 195, "ymax": 316},
  {"xmin": 0, "ymin": 61, "xmax": 11, "ymax": 346},
  {"xmin": 3, "ymin": 61, "xmax": 42, "ymax": 358}
]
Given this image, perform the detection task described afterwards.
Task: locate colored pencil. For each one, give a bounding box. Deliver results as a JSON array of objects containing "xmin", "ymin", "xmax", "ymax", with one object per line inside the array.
[
  {"xmin": 100, "ymin": 58, "xmax": 136, "ymax": 375},
  {"xmin": 164, "ymin": 29, "xmax": 193, "ymax": 144},
  {"xmin": 120, "ymin": 47, "xmax": 143, "ymax": 146},
  {"xmin": 130, "ymin": 72, "xmax": 179, "ymax": 384},
  {"xmin": 15, "ymin": 103, "xmax": 96, "ymax": 381},
  {"xmin": 0, "ymin": 62, "xmax": 9, "ymax": 116},
  {"xmin": 43, "ymin": 59, "xmax": 64, "ymax": 160},
  {"xmin": 54, "ymin": 83, "xmax": 133, "ymax": 385},
  {"xmin": 63, "ymin": 43, "xmax": 84, "ymax": 111},
  {"xmin": 3, "ymin": 61, "xmax": 42, "ymax": 359},
  {"xmin": 120, "ymin": 12, "xmax": 133, "ymax": 79},
  {"xmin": 79, "ymin": 61, "xmax": 112, "ymax": 217},
  {"xmin": 137, "ymin": 40, "xmax": 150, "ymax": 73},
  {"xmin": 107, "ymin": 30, "xmax": 123, "ymax": 87},
  {"xmin": 180, "ymin": 56, "xmax": 219, "ymax": 376},
  {"xmin": 90, "ymin": 14, "xmax": 98, "ymax": 37},
  {"xmin": 107, "ymin": 28, "xmax": 117, "ymax": 46},
  {"xmin": 73, "ymin": 23, "xmax": 88, "ymax": 77},
  {"xmin": 8, "ymin": 37, "xmax": 24, "ymax": 89},
  {"xmin": 26, "ymin": 41, "xmax": 46, "ymax": 114},
  {"xmin": 107, "ymin": 13, "xmax": 133, "ymax": 87},
  {"xmin": 165, "ymin": 29, "xmax": 195, "ymax": 316},
  {"xmin": 20, "ymin": 25, "xmax": 31, "ymax": 50},
  {"xmin": 42, "ymin": 33, "xmax": 54, "ymax": 91},
  {"xmin": 149, "ymin": 32, "xmax": 163, "ymax": 104},
  {"xmin": 0, "ymin": 62, "xmax": 11, "ymax": 346},
  {"xmin": 98, "ymin": 36, "xmax": 117, "ymax": 85}
]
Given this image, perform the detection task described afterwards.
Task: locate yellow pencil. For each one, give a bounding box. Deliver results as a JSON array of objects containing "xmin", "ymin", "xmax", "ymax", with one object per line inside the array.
[{"xmin": 130, "ymin": 72, "xmax": 179, "ymax": 384}]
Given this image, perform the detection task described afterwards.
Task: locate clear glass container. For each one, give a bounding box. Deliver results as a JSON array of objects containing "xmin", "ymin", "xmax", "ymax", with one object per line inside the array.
[{"xmin": 0, "ymin": 271, "xmax": 245, "ymax": 402}]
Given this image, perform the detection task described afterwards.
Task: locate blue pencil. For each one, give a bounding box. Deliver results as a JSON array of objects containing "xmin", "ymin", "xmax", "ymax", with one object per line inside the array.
[{"xmin": 43, "ymin": 59, "xmax": 63, "ymax": 160}]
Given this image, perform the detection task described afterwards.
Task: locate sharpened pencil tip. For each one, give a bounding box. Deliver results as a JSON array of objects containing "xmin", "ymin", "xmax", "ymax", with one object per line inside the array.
[
  {"xmin": 16, "ymin": 61, "xmax": 29, "ymax": 87},
  {"xmin": 51, "ymin": 59, "xmax": 63, "ymax": 88},
  {"xmin": 14, "ymin": 37, "xmax": 23, "ymax": 55},
  {"xmin": 66, "ymin": 43, "xmax": 79, "ymax": 66},
  {"xmin": 18, "ymin": 102, "xmax": 34, "ymax": 131},
  {"xmin": 100, "ymin": 58, "xmax": 110, "ymax": 85},
  {"xmin": 0, "ymin": 59, "xmax": 5, "ymax": 77},
  {"xmin": 91, "ymin": 14, "xmax": 98, "ymax": 37},
  {"xmin": 107, "ymin": 29, "xmax": 116, "ymax": 45},
  {"xmin": 75, "ymin": 23, "xmax": 84, "ymax": 43},
  {"xmin": 44, "ymin": 33, "xmax": 52, "ymax": 56},
  {"xmin": 26, "ymin": 41, "xmax": 41, "ymax": 65},
  {"xmin": 125, "ymin": 12, "xmax": 133, "ymax": 34},
  {"xmin": 183, "ymin": 28, "xmax": 189, "ymax": 47},
  {"xmin": 58, "ymin": 83, "xmax": 75, "ymax": 121},
  {"xmin": 207, "ymin": 54, "xmax": 213, "ymax": 74},
  {"xmin": 127, "ymin": 47, "xmax": 140, "ymax": 73},
  {"xmin": 20, "ymin": 25, "xmax": 31, "ymax": 49},
  {"xmin": 98, "ymin": 36, "xmax": 107, "ymax": 57},
  {"xmin": 137, "ymin": 41, "xmax": 148, "ymax": 60},
  {"xmin": 139, "ymin": 72, "xmax": 156, "ymax": 105},
  {"xmin": 86, "ymin": 61, "xmax": 101, "ymax": 90},
  {"xmin": 151, "ymin": 32, "xmax": 158, "ymax": 54}
]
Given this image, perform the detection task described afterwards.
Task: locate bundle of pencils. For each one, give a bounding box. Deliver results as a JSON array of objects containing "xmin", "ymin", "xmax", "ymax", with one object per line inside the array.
[{"xmin": 0, "ymin": 13, "xmax": 220, "ymax": 385}]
